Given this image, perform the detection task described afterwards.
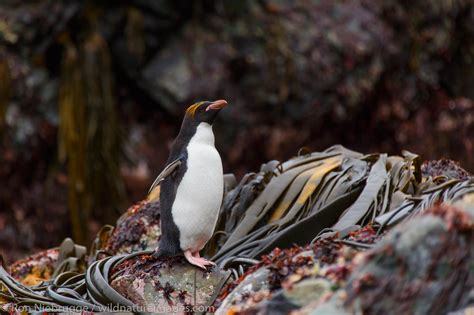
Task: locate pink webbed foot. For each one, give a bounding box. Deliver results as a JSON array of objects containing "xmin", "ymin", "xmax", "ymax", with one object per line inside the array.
[
  {"xmin": 184, "ymin": 250, "xmax": 207, "ymax": 269},
  {"xmin": 184, "ymin": 250, "xmax": 215, "ymax": 269},
  {"xmin": 193, "ymin": 251, "xmax": 216, "ymax": 266}
]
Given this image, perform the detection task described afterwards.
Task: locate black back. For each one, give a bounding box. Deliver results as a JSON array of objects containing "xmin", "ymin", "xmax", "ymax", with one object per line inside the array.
[
  {"xmin": 157, "ymin": 116, "xmax": 199, "ymax": 256},
  {"xmin": 156, "ymin": 101, "xmax": 225, "ymax": 256}
]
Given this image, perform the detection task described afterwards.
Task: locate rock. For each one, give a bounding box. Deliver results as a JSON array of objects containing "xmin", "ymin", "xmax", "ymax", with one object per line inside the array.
[
  {"xmin": 110, "ymin": 254, "xmax": 230, "ymax": 313},
  {"xmin": 451, "ymin": 305, "xmax": 474, "ymax": 315},
  {"xmin": 215, "ymin": 240, "xmax": 356, "ymax": 314},
  {"xmin": 7, "ymin": 248, "xmax": 58, "ymax": 286},
  {"xmin": 303, "ymin": 291, "xmax": 348, "ymax": 315},
  {"xmin": 310, "ymin": 202, "xmax": 474, "ymax": 315},
  {"xmin": 422, "ymin": 159, "xmax": 473, "ymax": 181},
  {"xmin": 216, "ymin": 200, "xmax": 474, "ymax": 315},
  {"xmin": 277, "ymin": 278, "xmax": 332, "ymax": 308},
  {"xmin": 106, "ymin": 201, "xmax": 161, "ymax": 255},
  {"xmin": 216, "ymin": 267, "xmax": 271, "ymax": 315},
  {"xmin": 7, "ymin": 238, "xmax": 86, "ymax": 286},
  {"xmin": 247, "ymin": 278, "xmax": 334, "ymax": 315},
  {"xmin": 142, "ymin": 40, "xmax": 194, "ymax": 106}
]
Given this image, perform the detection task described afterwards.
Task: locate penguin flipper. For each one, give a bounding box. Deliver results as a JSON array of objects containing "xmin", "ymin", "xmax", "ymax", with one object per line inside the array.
[{"xmin": 147, "ymin": 158, "xmax": 182, "ymax": 195}]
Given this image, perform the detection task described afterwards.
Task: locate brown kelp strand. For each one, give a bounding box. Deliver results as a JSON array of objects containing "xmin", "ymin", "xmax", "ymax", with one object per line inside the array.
[
  {"xmin": 58, "ymin": 27, "xmax": 126, "ymax": 244},
  {"xmin": 81, "ymin": 29, "xmax": 126, "ymax": 223},
  {"xmin": 58, "ymin": 39, "xmax": 88, "ymax": 244}
]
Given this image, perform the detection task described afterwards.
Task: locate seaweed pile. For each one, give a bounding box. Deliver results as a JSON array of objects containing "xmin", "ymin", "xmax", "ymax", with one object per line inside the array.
[
  {"xmin": 208, "ymin": 146, "xmax": 472, "ymax": 263},
  {"xmin": 1, "ymin": 146, "xmax": 473, "ymax": 313}
]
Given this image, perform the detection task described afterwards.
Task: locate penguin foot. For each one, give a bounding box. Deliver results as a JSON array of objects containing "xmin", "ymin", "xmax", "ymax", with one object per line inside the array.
[
  {"xmin": 195, "ymin": 256, "xmax": 216, "ymax": 266},
  {"xmin": 193, "ymin": 251, "xmax": 216, "ymax": 266},
  {"xmin": 184, "ymin": 250, "xmax": 215, "ymax": 270}
]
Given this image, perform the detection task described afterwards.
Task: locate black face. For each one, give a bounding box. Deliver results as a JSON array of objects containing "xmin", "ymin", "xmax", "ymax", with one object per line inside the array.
[{"xmin": 185, "ymin": 100, "xmax": 227, "ymax": 125}]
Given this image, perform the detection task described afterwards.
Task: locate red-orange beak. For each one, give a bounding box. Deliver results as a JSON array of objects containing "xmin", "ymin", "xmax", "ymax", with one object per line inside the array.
[{"xmin": 206, "ymin": 99, "xmax": 228, "ymax": 111}]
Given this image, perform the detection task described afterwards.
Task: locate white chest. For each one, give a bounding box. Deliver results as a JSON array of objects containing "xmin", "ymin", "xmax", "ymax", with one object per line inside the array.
[{"xmin": 171, "ymin": 123, "xmax": 224, "ymax": 251}]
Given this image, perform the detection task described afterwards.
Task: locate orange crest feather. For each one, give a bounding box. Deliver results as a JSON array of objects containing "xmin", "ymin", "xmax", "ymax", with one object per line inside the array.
[{"xmin": 185, "ymin": 102, "xmax": 204, "ymax": 117}]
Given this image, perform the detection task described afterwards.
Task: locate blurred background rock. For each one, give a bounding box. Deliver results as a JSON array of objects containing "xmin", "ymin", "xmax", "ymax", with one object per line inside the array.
[{"xmin": 0, "ymin": 0, "xmax": 472, "ymax": 262}]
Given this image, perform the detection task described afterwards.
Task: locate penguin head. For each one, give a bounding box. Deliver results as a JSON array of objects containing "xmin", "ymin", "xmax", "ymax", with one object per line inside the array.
[{"xmin": 185, "ymin": 100, "xmax": 227, "ymax": 124}]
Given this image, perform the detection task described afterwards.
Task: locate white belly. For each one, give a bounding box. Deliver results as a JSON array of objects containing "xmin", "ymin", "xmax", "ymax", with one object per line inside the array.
[{"xmin": 171, "ymin": 123, "xmax": 223, "ymax": 252}]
